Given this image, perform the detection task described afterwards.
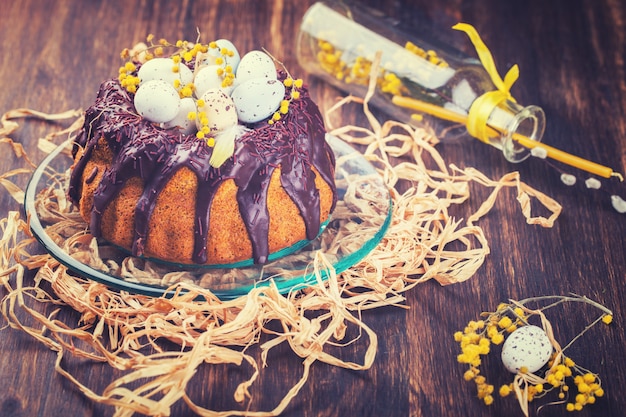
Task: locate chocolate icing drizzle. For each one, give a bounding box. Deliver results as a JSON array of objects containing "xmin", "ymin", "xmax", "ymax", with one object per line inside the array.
[{"xmin": 68, "ymin": 77, "xmax": 336, "ymax": 264}]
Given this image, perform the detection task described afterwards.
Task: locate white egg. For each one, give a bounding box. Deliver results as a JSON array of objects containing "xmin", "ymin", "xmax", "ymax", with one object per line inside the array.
[
  {"xmin": 231, "ymin": 78, "xmax": 286, "ymax": 123},
  {"xmin": 133, "ymin": 79, "xmax": 181, "ymax": 123},
  {"xmin": 202, "ymin": 39, "xmax": 241, "ymax": 72},
  {"xmin": 138, "ymin": 57, "xmax": 194, "ymax": 87},
  {"xmin": 197, "ymin": 88, "xmax": 238, "ymax": 132},
  {"xmin": 235, "ymin": 50, "xmax": 277, "ymax": 85},
  {"xmin": 501, "ymin": 325, "xmax": 553, "ymax": 374},
  {"xmin": 163, "ymin": 97, "xmax": 197, "ymax": 135},
  {"xmin": 194, "ymin": 65, "xmax": 233, "ymax": 98}
]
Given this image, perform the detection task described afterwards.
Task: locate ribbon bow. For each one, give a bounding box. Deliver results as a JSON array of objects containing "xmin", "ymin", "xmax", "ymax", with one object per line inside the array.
[{"xmin": 452, "ymin": 23, "xmax": 520, "ymax": 143}]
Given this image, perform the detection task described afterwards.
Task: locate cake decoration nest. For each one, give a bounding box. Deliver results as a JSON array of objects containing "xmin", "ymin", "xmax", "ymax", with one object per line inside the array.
[{"xmin": 0, "ymin": 49, "xmax": 562, "ymax": 417}]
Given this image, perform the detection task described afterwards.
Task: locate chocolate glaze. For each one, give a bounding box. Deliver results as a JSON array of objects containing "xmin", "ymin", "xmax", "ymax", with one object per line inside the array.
[{"xmin": 68, "ymin": 76, "xmax": 337, "ymax": 264}]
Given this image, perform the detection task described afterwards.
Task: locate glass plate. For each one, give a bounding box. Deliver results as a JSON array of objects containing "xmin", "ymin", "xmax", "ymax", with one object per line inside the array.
[{"xmin": 24, "ymin": 134, "xmax": 392, "ymax": 300}]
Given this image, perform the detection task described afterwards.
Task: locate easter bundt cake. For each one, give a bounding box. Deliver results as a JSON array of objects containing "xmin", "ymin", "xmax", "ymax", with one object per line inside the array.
[{"xmin": 68, "ymin": 37, "xmax": 337, "ymax": 265}]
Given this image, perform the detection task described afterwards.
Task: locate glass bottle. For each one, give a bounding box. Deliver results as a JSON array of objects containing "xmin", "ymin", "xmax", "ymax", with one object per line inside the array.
[{"xmin": 296, "ymin": 0, "xmax": 546, "ymax": 163}]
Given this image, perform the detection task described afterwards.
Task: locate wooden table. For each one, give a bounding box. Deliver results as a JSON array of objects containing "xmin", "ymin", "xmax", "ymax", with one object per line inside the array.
[{"xmin": 1, "ymin": 1, "xmax": 624, "ymax": 416}]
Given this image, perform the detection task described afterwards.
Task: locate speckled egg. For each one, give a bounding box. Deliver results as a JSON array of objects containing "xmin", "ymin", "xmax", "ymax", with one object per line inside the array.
[
  {"xmin": 133, "ymin": 79, "xmax": 181, "ymax": 123},
  {"xmin": 501, "ymin": 325, "xmax": 553, "ymax": 374},
  {"xmin": 194, "ymin": 65, "xmax": 233, "ymax": 98},
  {"xmin": 197, "ymin": 88, "xmax": 238, "ymax": 132},
  {"xmin": 137, "ymin": 57, "xmax": 194, "ymax": 87},
  {"xmin": 231, "ymin": 78, "xmax": 285, "ymax": 123},
  {"xmin": 202, "ymin": 39, "xmax": 241, "ymax": 72},
  {"xmin": 235, "ymin": 50, "xmax": 277, "ymax": 84},
  {"xmin": 163, "ymin": 97, "xmax": 197, "ymax": 135}
]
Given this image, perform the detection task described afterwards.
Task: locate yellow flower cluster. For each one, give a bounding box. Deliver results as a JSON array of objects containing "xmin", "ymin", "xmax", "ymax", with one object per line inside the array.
[
  {"xmin": 190, "ymin": 99, "xmax": 213, "ymax": 143},
  {"xmin": 404, "ymin": 41, "xmax": 449, "ymax": 68},
  {"xmin": 567, "ymin": 374, "xmax": 604, "ymax": 411},
  {"xmin": 543, "ymin": 355, "xmax": 605, "ymax": 412},
  {"xmin": 171, "ymin": 76, "xmax": 195, "ymax": 100},
  {"xmin": 380, "ymin": 72, "xmax": 403, "ymax": 96},
  {"xmin": 546, "ymin": 356, "xmax": 575, "ymax": 395},
  {"xmin": 208, "ymin": 41, "xmax": 236, "ymax": 89},
  {"xmin": 268, "ymin": 77, "xmax": 303, "ymax": 125},
  {"xmin": 454, "ymin": 305, "xmax": 527, "ymax": 406},
  {"xmin": 498, "ymin": 379, "xmax": 545, "ymax": 402},
  {"xmin": 315, "ymin": 38, "xmax": 431, "ymax": 98},
  {"xmin": 118, "ymin": 34, "xmax": 209, "ymax": 97},
  {"xmin": 176, "ymin": 39, "xmax": 209, "ymax": 63},
  {"xmin": 455, "ymin": 297, "xmax": 612, "ymax": 414},
  {"xmin": 118, "ymin": 62, "xmax": 140, "ymax": 93},
  {"xmin": 316, "ymin": 40, "xmax": 346, "ymax": 81},
  {"xmin": 348, "ymin": 56, "xmax": 372, "ymax": 84}
]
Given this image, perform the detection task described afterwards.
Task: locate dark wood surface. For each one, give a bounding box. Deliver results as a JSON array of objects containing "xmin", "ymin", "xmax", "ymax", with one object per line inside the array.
[{"xmin": 1, "ymin": 1, "xmax": 625, "ymax": 416}]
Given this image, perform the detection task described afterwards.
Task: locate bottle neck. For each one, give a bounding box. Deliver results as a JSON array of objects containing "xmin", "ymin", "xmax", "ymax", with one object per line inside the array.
[{"xmin": 480, "ymin": 99, "xmax": 546, "ymax": 163}]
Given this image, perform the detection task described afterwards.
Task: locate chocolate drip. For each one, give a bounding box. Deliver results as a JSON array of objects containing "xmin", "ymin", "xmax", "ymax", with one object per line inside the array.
[
  {"xmin": 280, "ymin": 132, "xmax": 321, "ymax": 241},
  {"xmin": 68, "ymin": 76, "xmax": 336, "ymax": 264}
]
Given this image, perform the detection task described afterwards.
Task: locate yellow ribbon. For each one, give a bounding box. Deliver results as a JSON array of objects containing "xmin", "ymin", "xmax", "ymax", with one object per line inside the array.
[
  {"xmin": 452, "ymin": 23, "xmax": 520, "ymax": 143},
  {"xmin": 393, "ymin": 23, "xmax": 621, "ymax": 179}
]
